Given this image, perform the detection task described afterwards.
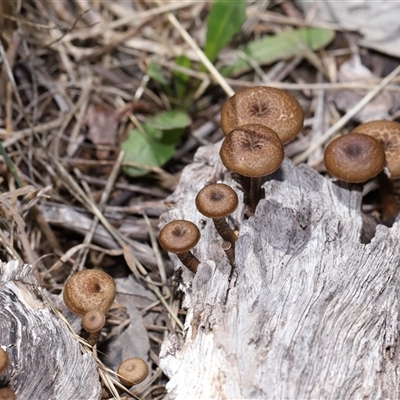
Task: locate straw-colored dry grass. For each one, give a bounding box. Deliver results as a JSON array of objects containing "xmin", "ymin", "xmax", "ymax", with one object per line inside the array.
[{"xmin": 0, "ymin": 1, "xmax": 400, "ymax": 399}]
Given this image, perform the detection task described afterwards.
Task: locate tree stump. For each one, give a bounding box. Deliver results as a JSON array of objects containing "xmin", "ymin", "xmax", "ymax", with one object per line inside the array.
[
  {"xmin": 0, "ymin": 260, "xmax": 101, "ymax": 399},
  {"xmin": 160, "ymin": 142, "xmax": 400, "ymax": 399}
]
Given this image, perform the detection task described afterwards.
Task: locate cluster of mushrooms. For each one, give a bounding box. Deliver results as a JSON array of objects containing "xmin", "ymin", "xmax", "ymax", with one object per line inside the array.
[
  {"xmin": 159, "ymin": 86, "xmax": 400, "ymax": 273},
  {"xmin": 324, "ymin": 120, "xmax": 400, "ymax": 223},
  {"xmin": 159, "ymin": 86, "xmax": 304, "ymax": 273},
  {"xmin": 63, "ymin": 270, "xmax": 149, "ymax": 393}
]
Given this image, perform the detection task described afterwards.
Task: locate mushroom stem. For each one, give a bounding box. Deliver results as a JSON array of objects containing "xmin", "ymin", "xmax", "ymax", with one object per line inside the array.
[
  {"xmin": 213, "ymin": 218, "xmax": 238, "ymax": 244},
  {"xmin": 81, "ymin": 330, "xmax": 102, "ymax": 346},
  {"xmin": 378, "ymin": 172, "xmax": 398, "ymax": 225},
  {"xmin": 249, "ymin": 176, "xmax": 262, "ymax": 213},
  {"xmin": 176, "ymin": 252, "xmax": 200, "ymax": 274},
  {"xmin": 222, "ymin": 241, "xmax": 235, "ymax": 267}
]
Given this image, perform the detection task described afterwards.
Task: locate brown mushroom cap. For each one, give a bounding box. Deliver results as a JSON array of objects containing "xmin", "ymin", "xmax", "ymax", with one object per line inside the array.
[
  {"xmin": 82, "ymin": 310, "xmax": 106, "ymax": 333},
  {"xmin": 351, "ymin": 120, "xmax": 400, "ymax": 179},
  {"xmin": 0, "ymin": 348, "xmax": 9, "ymax": 375},
  {"xmin": 220, "ymin": 124, "xmax": 284, "ymax": 177},
  {"xmin": 195, "ymin": 183, "xmax": 238, "ymax": 219},
  {"xmin": 0, "ymin": 388, "xmax": 16, "ymax": 400},
  {"xmin": 159, "ymin": 220, "xmax": 200, "ymax": 254},
  {"xmin": 221, "ymin": 86, "xmax": 304, "ymax": 144},
  {"xmin": 117, "ymin": 357, "xmax": 149, "ymax": 386},
  {"xmin": 324, "ymin": 132, "xmax": 386, "ymax": 183},
  {"xmin": 63, "ymin": 270, "xmax": 116, "ymax": 317}
]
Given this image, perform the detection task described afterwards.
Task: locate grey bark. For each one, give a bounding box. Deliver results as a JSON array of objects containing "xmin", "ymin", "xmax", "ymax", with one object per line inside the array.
[
  {"xmin": 159, "ymin": 142, "xmax": 400, "ymax": 399},
  {"xmin": 0, "ymin": 261, "xmax": 101, "ymax": 400}
]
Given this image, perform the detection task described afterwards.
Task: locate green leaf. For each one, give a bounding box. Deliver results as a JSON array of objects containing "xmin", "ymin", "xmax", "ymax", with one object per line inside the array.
[
  {"xmin": 173, "ymin": 55, "xmax": 192, "ymax": 100},
  {"xmin": 204, "ymin": 0, "xmax": 246, "ymax": 63},
  {"xmin": 121, "ymin": 114, "xmax": 189, "ymax": 177},
  {"xmin": 151, "ymin": 110, "xmax": 192, "ymax": 130},
  {"xmin": 222, "ymin": 27, "xmax": 336, "ymax": 77},
  {"xmin": 121, "ymin": 126, "xmax": 176, "ymax": 177},
  {"xmin": 147, "ymin": 61, "xmax": 168, "ymax": 86}
]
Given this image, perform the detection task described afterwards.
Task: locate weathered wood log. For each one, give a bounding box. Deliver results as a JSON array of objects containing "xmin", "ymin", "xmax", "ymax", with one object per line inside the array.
[
  {"xmin": 160, "ymin": 142, "xmax": 400, "ymax": 399},
  {"xmin": 0, "ymin": 260, "xmax": 102, "ymax": 399}
]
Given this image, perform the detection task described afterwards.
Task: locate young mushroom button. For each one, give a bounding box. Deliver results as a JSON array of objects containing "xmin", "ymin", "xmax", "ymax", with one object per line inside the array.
[
  {"xmin": 220, "ymin": 124, "xmax": 284, "ymax": 212},
  {"xmin": 81, "ymin": 309, "xmax": 106, "ymax": 346},
  {"xmin": 117, "ymin": 357, "xmax": 149, "ymax": 386},
  {"xmin": 159, "ymin": 220, "xmax": 201, "ymax": 274},
  {"xmin": 221, "ymin": 86, "xmax": 304, "ymax": 144},
  {"xmin": 195, "ymin": 183, "xmax": 238, "ymax": 244},
  {"xmin": 324, "ymin": 132, "xmax": 386, "ymax": 183},
  {"xmin": 0, "ymin": 388, "xmax": 16, "ymax": 400},
  {"xmin": 63, "ymin": 270, "xmax": 116, "ymax": 317}
]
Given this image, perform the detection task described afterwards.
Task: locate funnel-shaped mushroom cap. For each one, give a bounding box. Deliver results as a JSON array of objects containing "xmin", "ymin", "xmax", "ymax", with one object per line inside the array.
[
  {"xmin": 221, "ymin": 86, "xmax": 304, "ymax": 144},
  {"xmin": 63, "ymin": 270, "xmax": 116, "ymax": 317},
  {"xmin": 159, "ymin": 220, "xmax": 200, "ymax": 254},
  {"xmin": 351, "ymin": 120, "xmax": 400, "ymax": 179},
  {"xmin": 196, "ymin": 183, "xmax": 238, "ymax": 219},
  {"xmin": 324, "ymin": 132, "xmax": 386, "ymax": 183},
  {"xmin": 220, "ymin": 124, "xmax": 284, "ymax": 178}
]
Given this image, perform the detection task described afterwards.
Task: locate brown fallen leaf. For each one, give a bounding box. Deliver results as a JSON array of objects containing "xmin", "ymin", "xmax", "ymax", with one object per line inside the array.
[{"xmin": 85, "ymin": 103, "xmax": 119, "ymax": 160}]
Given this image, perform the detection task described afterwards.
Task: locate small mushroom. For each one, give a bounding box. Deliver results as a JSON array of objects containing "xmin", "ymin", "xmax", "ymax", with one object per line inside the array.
[
  {"xmin": 159, "ymin": 220, "xmax": 201, "ymax": 273},
  {"xmin": 220, "ymin": 124, "xmax": 284, "ymax": 212},
  {"xmin": 221, "ymin": 86, "xmax": 304, "ymax": 144},
  {"xmin": 324, "ymin": 132, "xmax": 386, "ymax": 183},
  {"xmin": 0, "ymin": 388, "xmax": 16, "ymax": 400},
  {"xmin": 222, "ymin": 241, "xmax": 235, "ymax": 267},
  {"xmin": 81, "ymin": 309, "xmax": 106, "ymax": 346},
  {"xmin": 63, "ymin": 269, "xmax": 116, "ymax": 317},
  {"xmin": 351, "ymin": 120, "xmax": 400, "ymax": 222},
  {"xmin": 117, "ymin": 357, "xmax": 149, "ymax": 386},
  {"xmin": 0, "ymin": 348, "xmax": 9, "ymax": 375},
  {"xmin": 351, "ymin": 120, "xmax": 400, "ymax": 179},
  {"xmin": 195, "ymin": 183, "xmax": 238, "ymax": 245}
]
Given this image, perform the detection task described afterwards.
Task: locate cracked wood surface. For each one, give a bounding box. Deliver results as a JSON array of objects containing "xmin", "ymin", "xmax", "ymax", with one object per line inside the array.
[
  {"xmin": 0, "ymin": 260, "xmax": 101, "ymax": 399},
  {"xmin": 160, "ymin": 142, "xmax": 400, "ymax": 399}
]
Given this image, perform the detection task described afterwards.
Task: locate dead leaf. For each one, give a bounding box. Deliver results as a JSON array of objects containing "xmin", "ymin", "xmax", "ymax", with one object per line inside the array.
[
  {"xmin": 330, "ymin": 56, "xmax": 400, "ymax": 123},
  {"xmin": 85, "ymin": 104, "xmax": 118, "ymax": 159}
]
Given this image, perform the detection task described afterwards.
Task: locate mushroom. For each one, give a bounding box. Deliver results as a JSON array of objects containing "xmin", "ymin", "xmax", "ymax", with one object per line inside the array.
[
  {"xmin": 117, "ymin": 357, "xmax": 149, "ymax": 386},
  {"xmin": 324, "ymin": 132, "xmax": 386, "ymax": 183},
  {"xmin": 0, "ymin": 348, "xmax": 9, "ymax": 376},
  {"xmin": 63, "ymin": 269, "xmax": 116, "ymax": 317},
  {"xmin": 221, "ymin": 86, "xmax": 304, "ymax": 144},
  {"xmin": 0, "ymin": 388, "xmax": 16, "ymax": 400},
  {"xmin": 351, "ymin": 120, "xmax": 400, "ymax": 222},
  {"xmin": 219, "ymin": 124, "xmax": 284, "ymax": 212},
  {"xmin": 81, "ymin": 309, "xmax": 106, "ymax": 346},
  {"xmin": 195, "ymin": 183, "xmax": 238, "ymax": 245},
  {"xmin": 159, "ymin": 220, "xmax": 201, "ymax": 273},
  {"xmin": 351, "ymin": 120, "xmax": 400, "ymax": 179},
  {"xmin": 222, "ymin": 241, "xmax": 235, "ymax": 267}
]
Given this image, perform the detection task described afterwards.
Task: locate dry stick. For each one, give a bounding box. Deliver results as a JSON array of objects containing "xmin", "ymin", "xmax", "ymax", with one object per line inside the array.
[
  {"xmin": 153, "ymin": 0, "xmax": 235, "ymax": 98},
  {"xmin": 77, "ymin": 151, "xmax": 125, "ymax": 271},
  {"xmin": 293, "ymin": 64, "xmax": 400, "ymax": 165}
]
